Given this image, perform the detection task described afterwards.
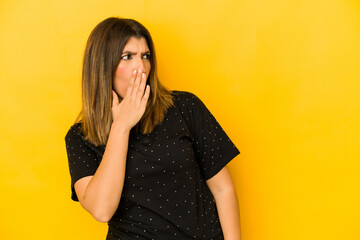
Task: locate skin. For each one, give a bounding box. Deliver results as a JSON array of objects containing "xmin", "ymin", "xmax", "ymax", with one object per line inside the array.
[
  {"xmin": 74, "ymin": 37, "xmax": 151, "ymax": 222},
  {"xmin": 207, "ymin": 167, "xmax": 242, "ymax": 240},
  {"xmin": 113, "ymin": 37, "xmax": 151, "ymax": 99},
  {"xmin": 74, "ymin": 36, "xmax": 241, "ymax": 239}
]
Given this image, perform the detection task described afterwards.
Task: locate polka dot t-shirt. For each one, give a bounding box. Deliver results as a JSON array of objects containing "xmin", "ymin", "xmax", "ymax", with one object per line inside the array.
[{"xmin": 65, "ymin": 91, "xmax": 240, "ymax": 240}]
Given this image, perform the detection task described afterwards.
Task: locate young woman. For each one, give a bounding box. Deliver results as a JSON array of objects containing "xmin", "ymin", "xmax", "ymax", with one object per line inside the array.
[{"xmin": 65, "ymin": 17, "xmax": 241, "ymax": 240}]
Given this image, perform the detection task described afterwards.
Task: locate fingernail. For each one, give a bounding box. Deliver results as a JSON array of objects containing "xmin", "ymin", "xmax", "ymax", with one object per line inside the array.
[
  {"xmin": 139, "ymin": 69, "xmax": 142, "ymax": 73},
  {"xmin": 133, "ymin": 69, "xmax": 137, "ymax": 74},
  {"xmin": 142, "ymin": 73, "xmax": 146, "ymax": 79}
]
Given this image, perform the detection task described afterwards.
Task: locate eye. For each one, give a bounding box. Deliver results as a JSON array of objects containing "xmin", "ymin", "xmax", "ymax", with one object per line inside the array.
[
  {"xmin": 121, "ymin": 54, "xmax": 132, "ymax": 60},
  {"xmin": 142, "ymin": 53, "xmax": 151, "ymax": 59}
]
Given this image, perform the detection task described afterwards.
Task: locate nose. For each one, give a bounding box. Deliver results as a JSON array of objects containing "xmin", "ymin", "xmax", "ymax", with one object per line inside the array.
[{"xmin": 135, "ymin": 57, "xmax": 146, "ymax": 73}]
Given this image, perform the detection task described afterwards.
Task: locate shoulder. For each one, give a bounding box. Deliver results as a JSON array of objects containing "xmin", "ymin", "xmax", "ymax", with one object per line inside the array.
[
  {"xmin": 170, "ymin": 91, "xmax": 211, "ymax": 127},
  {"xmin": 171, "ymin": 90, "xmax": 209, "ymax": 113},
  {"xmin": 65, "ymin": 122, "xmax": 83, "ymax": 139},
  {"xmin": 66, "ymin": 122, "xmax": 81, "ymax": 136},
  {"xmin": 171, "ymin": 90, "xmax": 204, "ymax": 108},
  {"xmin": 65, "ymin": 122, "xmax": 103, "ymax": 154},
  {"xmin": 171, "ymin": 90, "xmax": 198, "ymax": 99}
]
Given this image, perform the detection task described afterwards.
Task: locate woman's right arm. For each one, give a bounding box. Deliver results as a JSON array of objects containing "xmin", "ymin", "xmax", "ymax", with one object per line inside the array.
[{"xmin": 74, "ymin": 69, "xmax": 150, "ymax": 223}]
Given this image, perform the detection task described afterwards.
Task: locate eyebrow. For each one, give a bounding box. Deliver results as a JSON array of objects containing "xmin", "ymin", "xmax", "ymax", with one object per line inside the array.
[{"xmin": 121, "ymin": 50, "xmax": 150, "ymax": 55}]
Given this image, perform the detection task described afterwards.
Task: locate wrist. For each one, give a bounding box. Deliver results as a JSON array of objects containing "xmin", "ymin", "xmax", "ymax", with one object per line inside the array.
[{"xmin": 111, "ymin": 120, "xmax": 132, "ymax": 134}]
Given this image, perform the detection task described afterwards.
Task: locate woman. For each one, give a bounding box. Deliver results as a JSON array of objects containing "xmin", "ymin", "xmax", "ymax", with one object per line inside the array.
[{"xmin": 65, "ymin": 17, "xmax": 241, "ymax": 239}]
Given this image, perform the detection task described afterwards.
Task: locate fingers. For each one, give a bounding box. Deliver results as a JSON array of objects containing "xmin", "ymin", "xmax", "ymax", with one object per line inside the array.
[
  {"xmin": 122, "ymin": 69, "xmax": 149, "ymax": 113},
  {"xmin": 128, "ymin": 69, "xmax": 148, "ymax": 103},
  {"xmin": 140, "ymin": 85, "xmax": 150, "ymax": 109},
  {"xmin": 135, "ymin": 72, "xmax": 147, "ymax": 104},
  {"xmin": 138, "ymin": 72, "xmax": 146, "ymax": 96},
  {"xmin": 112, "ymin": 70, "xmax": 150, "ymax": 128},
  {"xmin": 129, "ymin": 69, "xmax": 142, "ymax": 98},
  {"xmin": 112, "ymin": 90, "xmax": 119, "ymax": 106},
  {"xmin": 124, "ymin": 69, "xmax": 136, "ymax": 98}
]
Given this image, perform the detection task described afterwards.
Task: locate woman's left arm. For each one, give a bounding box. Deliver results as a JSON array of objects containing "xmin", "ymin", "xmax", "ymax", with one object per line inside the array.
[{"xmin": 206, "ymin": 166, "xmax": 241, "ymax": 240}]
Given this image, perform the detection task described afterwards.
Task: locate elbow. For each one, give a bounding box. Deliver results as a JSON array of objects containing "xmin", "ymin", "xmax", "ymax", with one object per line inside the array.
[
  {"xmin": 210, "ymin": 183, "xmax": 237, "ymax": 200},
  {"xmin": 79, "ymin": 192, "xmax": 118, "ymax": 223},
  {"xmin": 81, "ymin": 201, "xmax": 114, "ymax": 223},
  {"xmin": 94, "ymin": 215, "xmax": 110, "ymax": 223},
  {"xmin": 91, "ymin": 210, "xmax": 113, "ymax": 223}
]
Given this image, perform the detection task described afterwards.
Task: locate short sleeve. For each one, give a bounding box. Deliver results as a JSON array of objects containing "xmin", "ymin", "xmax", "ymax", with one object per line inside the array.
[
  {"xmin": 176, "ymin": 92, "xmax": 240, "ymax": 180},
  {"xmin": 65, "ymin": 123, "xmax": 102, "ymax": 201}
]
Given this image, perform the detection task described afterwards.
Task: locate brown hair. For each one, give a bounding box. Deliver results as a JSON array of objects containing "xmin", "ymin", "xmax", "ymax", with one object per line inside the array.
[{"xmin": 78, "ymin": 17, "xmax": 173, "ymax": 146}]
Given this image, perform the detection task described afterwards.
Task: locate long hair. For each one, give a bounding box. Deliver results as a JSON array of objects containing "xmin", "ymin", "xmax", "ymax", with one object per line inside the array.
[{"xmin": 78, "ymin": 17, "xmax": 173, "ymax": 146}]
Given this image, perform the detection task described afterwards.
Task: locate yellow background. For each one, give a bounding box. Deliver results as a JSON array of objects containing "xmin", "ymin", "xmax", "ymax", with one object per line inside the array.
[{"xmin": 1, "ymin": 0, "xmax": 359, "ymax": 239}]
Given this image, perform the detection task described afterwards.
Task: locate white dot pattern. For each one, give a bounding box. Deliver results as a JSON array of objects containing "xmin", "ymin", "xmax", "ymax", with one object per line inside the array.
[{"xmin": 65, "ymin": 91, "xmax": 240, "ymax": 239}]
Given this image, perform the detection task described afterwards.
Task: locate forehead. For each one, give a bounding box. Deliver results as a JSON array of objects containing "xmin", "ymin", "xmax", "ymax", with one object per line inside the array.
[{"xmin": 123, "ymin": 37, "xmax": 149, "ymax": 51}]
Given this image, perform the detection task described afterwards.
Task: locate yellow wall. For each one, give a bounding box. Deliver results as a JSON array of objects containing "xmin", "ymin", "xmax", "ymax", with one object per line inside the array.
[{"xmin": 1, "ymin": 0, "xmax": 359, "ymax": 239}]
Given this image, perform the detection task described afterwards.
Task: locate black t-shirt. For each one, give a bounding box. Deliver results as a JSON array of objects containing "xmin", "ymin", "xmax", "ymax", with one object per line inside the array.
[{"xmin": 65, "ymin": 91, "xmax": 240, "ymax": 240}]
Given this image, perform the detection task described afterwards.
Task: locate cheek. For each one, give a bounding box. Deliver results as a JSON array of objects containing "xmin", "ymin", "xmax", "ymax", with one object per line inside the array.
[
  {"xmin": 114, "ymin": 65, "xmax": 131, "ymax": 98},
  {"xmin": 116, "ymin": 65, "xmax": 131, "ymax": 78},
  {"xmin": 146, "ymin": 62, "xmax": 151, "ymax": 73}
]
